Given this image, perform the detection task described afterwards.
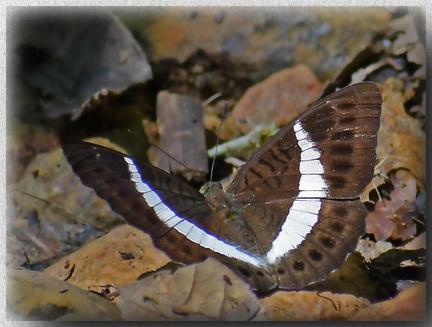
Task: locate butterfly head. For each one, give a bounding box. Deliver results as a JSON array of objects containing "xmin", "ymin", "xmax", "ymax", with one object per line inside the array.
[{"xmin": 199, "ymin": 181, "xmax": 229, "ymax": 209}]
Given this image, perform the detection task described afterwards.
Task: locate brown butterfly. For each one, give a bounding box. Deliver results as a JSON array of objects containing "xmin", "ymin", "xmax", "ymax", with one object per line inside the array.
[{"xmin": 63, "ymin": 82, "xmax": 381, "ymax": 292}]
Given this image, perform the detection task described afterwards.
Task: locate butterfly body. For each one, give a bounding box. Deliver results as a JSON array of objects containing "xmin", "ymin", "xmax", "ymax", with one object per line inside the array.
[{"xmin": 63, "ymin": 82, "xmax": 382, "ymax": 292}]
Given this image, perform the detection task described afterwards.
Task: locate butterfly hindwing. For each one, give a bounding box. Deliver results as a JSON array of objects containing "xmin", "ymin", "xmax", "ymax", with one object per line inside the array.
[{"xmin": 271, "ymin": 198, "xmax": 367, "ymax": 289}]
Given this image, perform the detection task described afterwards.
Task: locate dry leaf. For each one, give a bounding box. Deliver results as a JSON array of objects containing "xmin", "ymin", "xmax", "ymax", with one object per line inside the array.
[
  {"xmin": 351, "ymin": 282, "xmax": 425, "ymax": 321},
  {"xmin": 118, "ymin": 258, "xmax": 265, "ymax": 321},
  {"xmin": 7, "ymin": 269, "xmax": 121, "ymax": 321},
  {"xmin": 376, "ymin": 80, "xmax": 426, "ymax": 186},
  {"xmin": 44, "ymin": 225, "xmax": 171, "ymax": 298},
  {"xmin": 366, "ymin": 172, "xmax": 418, "ymax": 241},
  {"xmin": 356, "ymin": 239, "xmax": 394, "ymax": 262},
  {"xmin": 402, "ymin": 232, "xmax": 426, "ymax": 250},
  {"xmin": 261, "ymin": 290, "xmax": 370, "ymax": 321},
  {"xmin": 10, "ymin": 138, "xmax": 128, "ymax": 265}
]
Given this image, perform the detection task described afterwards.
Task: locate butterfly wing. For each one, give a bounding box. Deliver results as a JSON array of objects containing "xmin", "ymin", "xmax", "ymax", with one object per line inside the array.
[
  {"xmin": 227, "ymin": 82, "xmax": 382, "ymax": 289},
  {"xmin": 63, "ymin": 142, "xmax": 277, "ymax": 290},
  {"xmin": 228, "ymin": 82, "xmax": 381, "ymax": 198}
]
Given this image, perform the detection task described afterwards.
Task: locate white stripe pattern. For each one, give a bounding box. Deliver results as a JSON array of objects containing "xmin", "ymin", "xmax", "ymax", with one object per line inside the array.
[
  {"xmin": 293, "ymin": 121, "xmax": 328, "ymax": 198},
  {"xmin": 124, "ymin": 157, "xmax": 265, "ymax": 267},
  {"xmin": 265, "ymin": 121, "xmax": 327, "ymax": 263},
  {"xmin": 266, "ymin": 199, "xmax": 321, "ymax": 264}
]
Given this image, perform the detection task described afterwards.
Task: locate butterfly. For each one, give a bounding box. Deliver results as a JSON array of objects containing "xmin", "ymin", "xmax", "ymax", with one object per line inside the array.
[{"xmin": 63, "ymin": 82, "xmax": 382, "ymax": 292}]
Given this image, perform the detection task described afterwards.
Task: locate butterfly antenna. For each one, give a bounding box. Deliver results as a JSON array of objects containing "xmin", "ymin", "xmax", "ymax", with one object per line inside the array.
[
  {"xmin": 151, "ymin": 143, "xmax": 191, "ymax": 171},
  {"xmin": 209, "ymin": 103, "xmax": 227, "ymax": 182}
]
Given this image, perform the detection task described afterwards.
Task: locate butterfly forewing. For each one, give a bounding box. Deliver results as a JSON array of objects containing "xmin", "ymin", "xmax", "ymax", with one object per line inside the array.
[
  {"xmin": 228, "ymin": 82, "xmax": 381, "ymax": 199},
  {"xmin": 298, "ymin": 82, "xmax": 381, "ymax": 198},
  {"xmin": 63, "ymin": 142, "xmax": 277, "ymax": 290}
]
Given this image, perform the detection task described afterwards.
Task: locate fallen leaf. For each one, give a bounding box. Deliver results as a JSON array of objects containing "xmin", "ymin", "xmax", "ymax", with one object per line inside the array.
[
  {"xmin": 10, "ymin": 138, "xmax": 127, "ymax": 265},
  {"xmin": 307, "ymin": 252, "xmax": 389, "ymax": 302},
  {"xmin": 366, "ymin": 171, "xmax": 418, "ymax": 241},
  {"xmin": 402, "ymin": 232, "xmax": 426, "ymax": 250},
  {"xmin": 351, "ymin": 282, "xmax": 425, "ymax": 321},
  {"xmin": 356, "ymin": 239, "xmax": 394, "ymax": 262},
  {"xmin": 7, "ymin": 269, "xmax": 121, "ymax": 321},
  {"xmin": 261, "ymin": 290, "xmax": 370, "ymax": 321},
  {"xmin": 44, "ymin": 225, "xmax": 170, "ymax": 298},
  {"xmin": 376, "ymin": 79, "xmax": 426, "ymax": 187},
  {"xmin": 118, "ymin": 258, "xmax": 265, "ymax": 321}
]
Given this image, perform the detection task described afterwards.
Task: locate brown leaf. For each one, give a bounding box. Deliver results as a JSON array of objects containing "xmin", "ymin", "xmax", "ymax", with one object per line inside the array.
[
  {"xmin": 390, "ymin": 204, "xmax": 417, "ymax": 240},
  {"xmin": 351, "ymin": 282, "xmax": 426, "ymax": 321},
  {"xmin": 11, "ymin": 138, "xmax": 127, "ymax": 265},
  {"xmin": 117, "ymin": 258, "xmax": 265, "ymax": 321},
  {"xmin": 261, "ymin": 290, "xmax": 370, "ymax": 321},
  {"xmin": 356, "ymin": 239, "xmax": 394, "ymax": 262},
  {"xmin": 375, "ymin": 80, "xmax": 426, "ymax": 187},
  {"xmin": 402, "ymin": 232, "xmax": 426, "ymax": 250},
  {"xmin": 44, "ymin": 225, "xmax": 170, "ymax": 298},
  {"xmin": 7, "ymin": 120, "xmax": 60, "ymax": 183},
  {"xmin": 7, "ymin": 269, "xmax": 121, "ymax": 320},
  {"xmin": 366, "ymin": 172, "xmax": 418, "ymax": 241}
]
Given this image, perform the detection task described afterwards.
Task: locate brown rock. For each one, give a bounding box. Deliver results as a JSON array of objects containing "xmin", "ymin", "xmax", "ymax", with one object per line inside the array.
[{"xmin": 232, "ymin": 65, "xmax": 323, "ymax": 133}]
